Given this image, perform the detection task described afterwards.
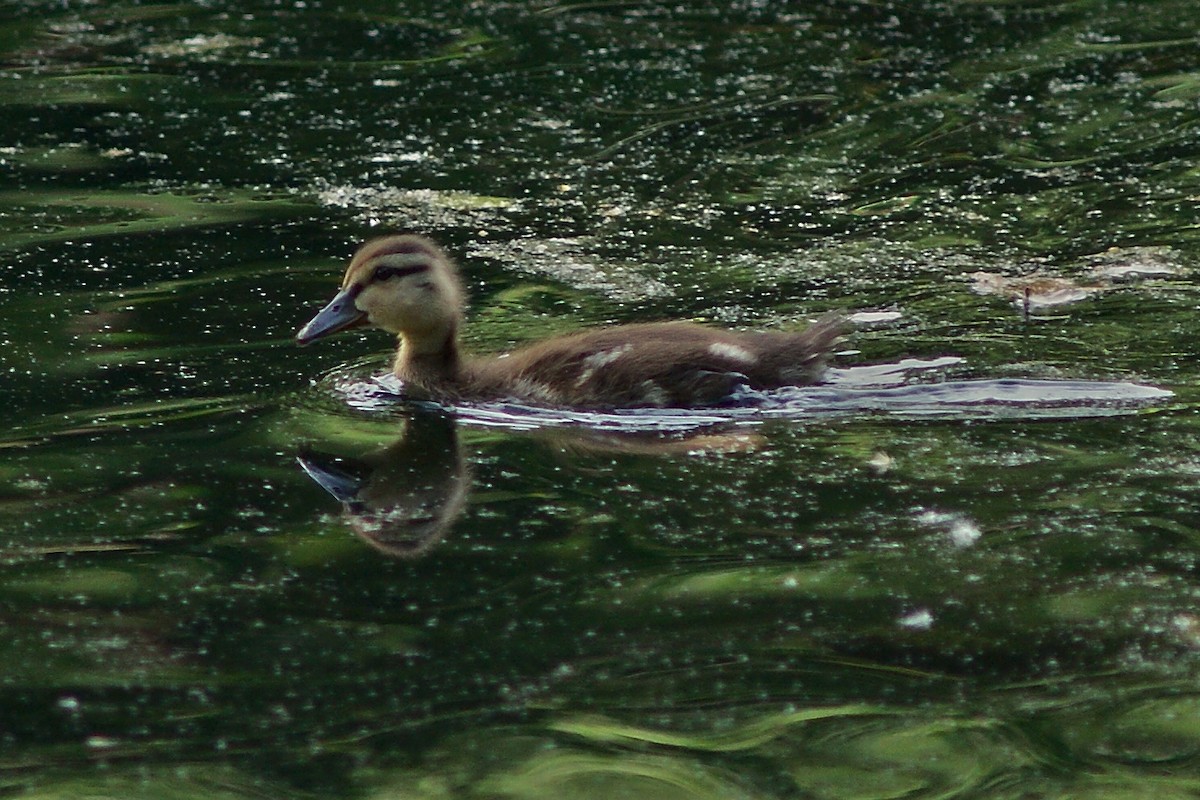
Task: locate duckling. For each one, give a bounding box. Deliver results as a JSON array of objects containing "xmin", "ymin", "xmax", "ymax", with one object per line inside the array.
[{"xmin": 296, "ymin": 234, "xmax": 843, "ymax": 408}]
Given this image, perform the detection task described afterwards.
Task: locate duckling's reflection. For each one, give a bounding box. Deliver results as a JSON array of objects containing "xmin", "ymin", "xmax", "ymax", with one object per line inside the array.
[
  {"xmin": 297, "ymin": 409, "xmax": 468, "ymax": 558},
  {"xmin": 298, "ymin": 408, "xmax": 761, "ymax": 558}
]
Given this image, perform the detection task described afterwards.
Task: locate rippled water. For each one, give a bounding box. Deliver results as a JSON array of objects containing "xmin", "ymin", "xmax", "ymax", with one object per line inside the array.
[
  {"xmin": 4, "ymin": 2, "xmax": 1200, "ymax": 798},
  {"xmin": 328, "ymin": 358, "xmax": 1175, "ymax": 432}
]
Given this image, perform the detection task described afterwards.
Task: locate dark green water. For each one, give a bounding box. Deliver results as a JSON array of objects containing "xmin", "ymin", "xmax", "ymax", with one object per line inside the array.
[{"xmin": 4, "ymin": 1, "xmax": 1200, "ymax": 797}]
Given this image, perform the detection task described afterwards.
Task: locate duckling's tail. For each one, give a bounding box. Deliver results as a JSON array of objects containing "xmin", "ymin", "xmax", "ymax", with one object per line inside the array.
[{"xmin": 774, "ymin": 312, "xmax": 847, "ymax": 384}]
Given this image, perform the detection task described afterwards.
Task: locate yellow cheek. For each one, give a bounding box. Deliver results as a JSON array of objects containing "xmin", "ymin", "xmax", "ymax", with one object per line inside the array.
[
  {"xmin": 355, "ymin": 289, "xmax": 387, "ymax": 316},
  {"xmin": 355, "ymin": 289, "xmax": 409, "ymax": 330}
]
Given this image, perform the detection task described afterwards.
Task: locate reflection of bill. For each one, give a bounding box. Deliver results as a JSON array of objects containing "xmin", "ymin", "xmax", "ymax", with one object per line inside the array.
[
  {"xmin": 297, "ymin": 409, "xmax": 468, "ymax": 559},
  {"xmin": 296, "ymin": 407, "xmax": 763, "ymax": 558}
]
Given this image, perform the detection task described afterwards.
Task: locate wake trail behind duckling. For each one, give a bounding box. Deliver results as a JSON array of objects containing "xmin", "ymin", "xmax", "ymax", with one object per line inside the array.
[{"xmin": 326, "ymin": 356, "xmax": 1174, "ymax": 433}]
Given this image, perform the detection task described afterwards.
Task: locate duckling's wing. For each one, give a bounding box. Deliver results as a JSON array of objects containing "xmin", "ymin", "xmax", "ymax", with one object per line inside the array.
[
  {"xmin": 489, "ymin": 319, "xmax": 841, "ymax": 408},
  {"xmin": 588, "ymin": 318, "xmax": 843, "ymax": 406}
]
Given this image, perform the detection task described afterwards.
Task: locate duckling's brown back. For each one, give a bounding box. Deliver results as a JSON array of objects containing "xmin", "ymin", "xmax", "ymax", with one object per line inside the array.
[{"xmin": 467, "ymin": 316, "xmax": 843, "ymax": 408}]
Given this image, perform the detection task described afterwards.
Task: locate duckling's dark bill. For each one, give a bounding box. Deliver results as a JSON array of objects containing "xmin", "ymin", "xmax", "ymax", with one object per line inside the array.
[{"xmin": 296, "ymin": 287, "xmax": 367, "ymax": 345}]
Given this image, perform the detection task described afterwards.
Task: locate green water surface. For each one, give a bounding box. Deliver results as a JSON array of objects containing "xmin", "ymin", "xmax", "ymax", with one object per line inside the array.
[{"xmin": 3, "ymin": 1, "xmax": 1200, "ymax": 798}]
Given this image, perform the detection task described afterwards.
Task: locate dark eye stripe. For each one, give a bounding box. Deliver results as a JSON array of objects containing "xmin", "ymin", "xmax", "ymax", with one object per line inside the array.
[{"xmin": 373, "ymin": 263, "xmax": 430, "ymax": 281}]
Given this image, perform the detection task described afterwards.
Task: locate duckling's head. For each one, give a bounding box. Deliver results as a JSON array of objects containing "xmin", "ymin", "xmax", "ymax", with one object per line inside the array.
[{"xmin": 296, "ymin": 234, "xmax": 464, "ymax": 352}]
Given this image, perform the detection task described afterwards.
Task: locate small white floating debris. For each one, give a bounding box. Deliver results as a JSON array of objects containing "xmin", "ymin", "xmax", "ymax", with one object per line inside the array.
[
  {"xmin": 143, "ymin": 33, "xmax": 264, "ymax": 57},
  {"xmin": 966, "ymin": 247, "xmax": 1183, "ymax": 315},
  {"xmin": 1172, "ymin": 614, "xmax": 1200, "ymax": 648},
  {"xmin": 898, "ymin": 609, "xmax": 934, "ymax": 630},
  {"xmin": 1086, "ymin": 245, "xmax": 1180, "ymax": 281},
  {"xmin": 968, "ymin": 271, "xmax": 1104, "ymax": 309},
  {"xmin": 866, "ymin": 451, "xmax": 894, "ymax": 474},
  {"xmin": 85, "ymin": 735, "xmax": 121, "ymax": 750},
  {"xmin": 915, "ymin": 509, "xmax": 983, "ymax": 548},
  {"xmin": 848, "ymin": 310, "xmax": 904, "ymax": 326},
  {"xmin": 947, "ymin": 518, "xmax": 983, "ymax": 547}
]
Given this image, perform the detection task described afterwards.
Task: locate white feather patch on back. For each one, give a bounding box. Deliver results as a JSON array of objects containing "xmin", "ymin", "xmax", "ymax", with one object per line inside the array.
[
  {"xmin": 707, "ymin": 342, "xmax": 757, "ymax": 365},
  {"xmin": 574, "ymin": 344, "xmax": 632, "ymax": 387}
]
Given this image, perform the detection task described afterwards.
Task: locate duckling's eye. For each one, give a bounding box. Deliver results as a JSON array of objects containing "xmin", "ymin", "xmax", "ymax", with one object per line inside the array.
[{"xmin": 373, "ymin": 263, "xmax": 430, "ymax": 282}]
